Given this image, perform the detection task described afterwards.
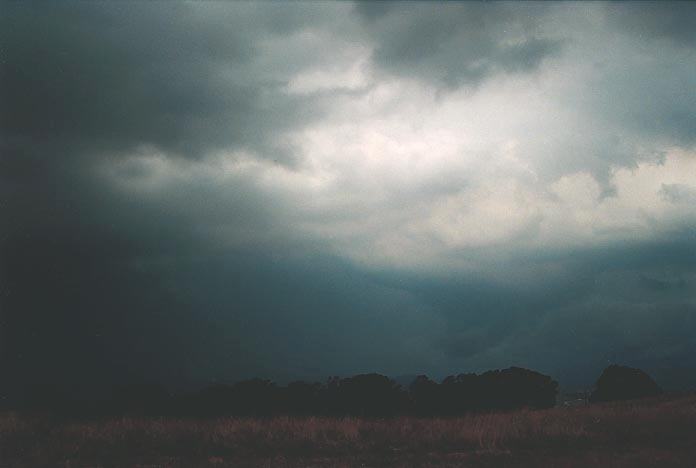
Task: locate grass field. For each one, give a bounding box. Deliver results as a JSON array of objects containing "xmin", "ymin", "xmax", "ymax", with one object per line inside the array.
[{"xmin": 2, "ymin": 394, "xmax": 696, "ymax": 467}]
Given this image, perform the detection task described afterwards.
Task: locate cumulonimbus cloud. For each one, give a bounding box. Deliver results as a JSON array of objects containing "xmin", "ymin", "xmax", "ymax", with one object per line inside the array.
[{"xmin": 2, "ymin": 1, "xmax": 696, "ymax": 390}]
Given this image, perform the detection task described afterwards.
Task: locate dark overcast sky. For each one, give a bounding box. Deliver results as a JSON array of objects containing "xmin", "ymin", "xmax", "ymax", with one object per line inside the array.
[{"xmin": 2, "ymin": 1, "xmax": 696, "ymax": 393}]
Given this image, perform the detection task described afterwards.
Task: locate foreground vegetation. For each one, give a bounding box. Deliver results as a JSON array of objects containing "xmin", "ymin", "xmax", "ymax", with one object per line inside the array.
[{"xmin": 2, "ymin": 393, "xmax": 695, "ymax": 467}]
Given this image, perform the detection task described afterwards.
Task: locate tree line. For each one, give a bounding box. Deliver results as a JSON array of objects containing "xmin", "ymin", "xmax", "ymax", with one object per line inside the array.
[
  {"xmin": 12, "ymin": 367, "xmax": 559, "ymax": 418},
  {"xmin": 175, "ymin": 367, "xmax": 558, "ymax": 418},
  {"xmin": 8, "ymin": 364, "xmax": 663, "ymax": 418}
]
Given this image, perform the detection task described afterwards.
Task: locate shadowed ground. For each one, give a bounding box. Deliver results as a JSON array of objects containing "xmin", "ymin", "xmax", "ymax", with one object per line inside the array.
[{"xmin": 2, "ymin": 394, "xmax": 695, "ymax": 467}]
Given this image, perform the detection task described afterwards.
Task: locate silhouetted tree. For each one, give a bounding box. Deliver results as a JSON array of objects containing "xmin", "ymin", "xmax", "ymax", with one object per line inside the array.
[
  {"xmin": 284, "ymin": 381, "xmax": 322, "ymax": 415},
  {"xmin": 178, "ymin": 383, "xmax": 236, "ymax": 417},
  {"xmin": 437, "ymin": 368, "xmax": 557, "ymax": 413},
  {"xmin": 331, "ymin": 373, "xmax": 406, "ymax": 417},
  {"xmin": 230, "ymin": 378, "xmax": 281, "ymax": 416},
  {"xmin": 477, "ymin": 367, "xmax": 558, "ymax": 410},
  {"xmin": 440, "ymin": 373, "xmax": 481, "ymax": 414},
  {"xmin": 590, "ymin": 365, "xmax": 662, "ymax": 403},
  {"xmin": 409, "ymin": 375, "xmax": 441, "ymax": 415},
  {"xmin": 110, "ymin": 383, "xmax": 171, "ymax": 416}
]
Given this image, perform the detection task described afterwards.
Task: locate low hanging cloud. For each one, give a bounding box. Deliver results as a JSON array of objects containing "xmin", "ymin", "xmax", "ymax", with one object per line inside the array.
[
  {"xmin": 2, "ymin": 1, "xmax": 696, "ymax": 391},
  {"xmin": 354, "ymin": 1, "xmax": 563, "ymax": 86}
]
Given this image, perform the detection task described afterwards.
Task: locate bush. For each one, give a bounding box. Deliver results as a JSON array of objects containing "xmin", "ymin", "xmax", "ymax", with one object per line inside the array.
[{"xmin": 590, "ymin": 365, "xmax": 662, "ymax": 403}]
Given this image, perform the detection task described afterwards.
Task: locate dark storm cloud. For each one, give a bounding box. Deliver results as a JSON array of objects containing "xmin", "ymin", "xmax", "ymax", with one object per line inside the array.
[
  {"xmin": 419, "ymin": 234, "xmax": 696, "ymax": 388},
  {"xmin": 0, "ymin": 2, "xmax": 331, "ymax": 166},
  {"xmin": 0, "ymin": 1, "xmax": 336, "ymax": 395},
  {"xmin": 607, "ymin": 1, "xmax": 696, "ymax": 48},
  {"xmin": 0, "ymin": 0, "xmax": 343, "ymax": 347},
  {"xmin": 354, "ymin": 1, "xmax": 562, "ymax": 86},
  {"xmin": 2, "ymin": 1, "xmax": 696, "ymax": 398},
  {"xmin": 1, "ymin": 229, "xmax": 444, "ymax": 392}
]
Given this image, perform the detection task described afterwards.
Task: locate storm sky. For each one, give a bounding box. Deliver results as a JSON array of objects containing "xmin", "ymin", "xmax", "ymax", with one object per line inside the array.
[{"xmin": 2, "ymin": 1, "xmax": 696, "ymax": 392}]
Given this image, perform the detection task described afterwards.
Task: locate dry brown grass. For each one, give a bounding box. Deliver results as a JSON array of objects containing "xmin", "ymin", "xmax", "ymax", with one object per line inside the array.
[{"xmin": 2, "ymin": 394, "xmax": 696, "ymax": 467}]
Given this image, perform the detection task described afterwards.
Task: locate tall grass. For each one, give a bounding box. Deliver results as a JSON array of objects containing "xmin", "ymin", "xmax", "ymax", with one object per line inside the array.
[{"xmin": 2, "ymin": 394, "xmax": 696, "ymax": 467}]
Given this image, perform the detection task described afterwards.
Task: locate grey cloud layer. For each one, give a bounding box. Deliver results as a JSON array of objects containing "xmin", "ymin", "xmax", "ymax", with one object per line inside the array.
[
  {"xmin": 0, "ymin": 2, "xmax": 345, "ymax": 167},
  {"xmin": 2, "ymin": 2, "xmax": 696, "ymax": 391},
  {"xmin": 355, "ymin": 1, "xmax": 562, "ymax": 86}
]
